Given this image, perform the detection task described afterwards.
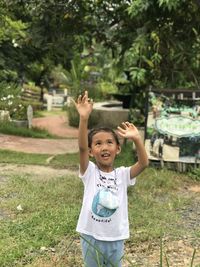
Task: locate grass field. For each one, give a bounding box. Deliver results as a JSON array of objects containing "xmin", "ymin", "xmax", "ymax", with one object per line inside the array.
[{"xmin": 0, "ymin": 143, "xmax": 200, "ymax": 266}]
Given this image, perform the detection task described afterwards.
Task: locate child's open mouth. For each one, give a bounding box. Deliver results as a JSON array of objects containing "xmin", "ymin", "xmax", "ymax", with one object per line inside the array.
[{"xmin": 101, "ymin": 152, "xmax": 110, "ymax": 159}]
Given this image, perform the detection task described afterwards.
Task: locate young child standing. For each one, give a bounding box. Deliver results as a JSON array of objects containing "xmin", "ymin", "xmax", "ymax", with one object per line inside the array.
[{"xmin": 73, "ymin": 91, "xmax": 149, "ymax": 267}]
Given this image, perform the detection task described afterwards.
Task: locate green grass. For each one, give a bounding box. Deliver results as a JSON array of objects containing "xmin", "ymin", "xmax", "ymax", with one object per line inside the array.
[
  {"xmin": 0, "ymin": 144, "xmax": 199, "ymax": 266},
  {"xmin": 50, "ymin": 153, "xmax": 79, "ymax": 169},
  {"xmin": 0, "ymin": 149, "xmax": 79, "ymax": 168},
  {"xmin": 34, "ymin": 109, "xmax": 66, "ymax": 118},
  {"xmin": 0, "ymin": 149, "xmax": 50, "ymax": 165},
  {"xmin": 128, "ymin": 168, "xmax": 191, "ymax": 243},
  {"xmin": 0, "ymin": 141, "xmax": 134, "ymax": 169},
  {"xmin": 0, "ymin": 121, "xmax": 58, "ymax": 138},
  {"xmin": 0, "ymin": 174, "xmax": 82, "ymax": 267}
]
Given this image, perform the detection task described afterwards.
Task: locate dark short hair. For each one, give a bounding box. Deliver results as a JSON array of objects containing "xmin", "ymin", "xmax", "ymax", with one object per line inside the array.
[{"xmin": 88, "ymin": 127, "xmax": 120, "ymax": 148}]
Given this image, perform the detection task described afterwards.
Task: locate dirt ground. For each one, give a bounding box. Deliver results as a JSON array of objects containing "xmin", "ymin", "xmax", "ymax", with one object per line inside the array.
[
  {"xmin": 0, "ymin": 163, "xmax": 77, "ymax": 180},
  {"xmin": 0, "ymin": 114, "xmax": 79, "ymax": 154},
  {"xmin": 32, "ymin": 114, "xmax": 78, "ymax": 139},
  {"xmin": 0, "ymin": 134, "xmax": 78, "ymax": 154}
]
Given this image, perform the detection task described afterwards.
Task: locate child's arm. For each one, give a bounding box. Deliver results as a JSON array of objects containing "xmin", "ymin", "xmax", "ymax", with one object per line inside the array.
[
  {"xmin": 72, "ymin": 91, "xmax": 93, "ymax": 175},
  {"xmin": 117, "ymin": 122, "xmax": 149, "ymax": 178}
]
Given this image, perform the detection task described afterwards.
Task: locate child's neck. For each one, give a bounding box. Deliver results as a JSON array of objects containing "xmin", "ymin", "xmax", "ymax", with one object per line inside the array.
[{"xmin": 96, "ymin": 163, "xmax": 114, "ymax": 173}]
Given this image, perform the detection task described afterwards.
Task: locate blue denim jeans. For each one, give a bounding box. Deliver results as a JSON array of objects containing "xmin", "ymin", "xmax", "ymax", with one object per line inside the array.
[{"xmin": 80, "ymin": 234, "xmax": 124, "ymax": 267}]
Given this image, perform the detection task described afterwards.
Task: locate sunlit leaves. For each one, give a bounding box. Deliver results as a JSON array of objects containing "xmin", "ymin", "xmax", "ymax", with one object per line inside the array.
[
  {"xmin": 130, "ymin": 67, "xmax": 147, "ymax": 86},
  {"xmin": 158, "ymin": 0, "xmax": 183, "ymax": 11},
  {"xmin": 127, "ymin": 0, "xmax": 150, "ymax": 18}
]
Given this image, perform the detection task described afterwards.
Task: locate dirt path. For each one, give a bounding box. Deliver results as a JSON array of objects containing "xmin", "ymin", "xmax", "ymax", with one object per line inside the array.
[
  {"xmin": 0, "ymin": 114, "xmax": 79, "ymax": 154},
  {"xmin": 32, "ymin": 114, "xmax": 78, "ymax": 138},
  {"xmin": 0, "ymin": 134, "xmax": 78, "ymax": 154}
]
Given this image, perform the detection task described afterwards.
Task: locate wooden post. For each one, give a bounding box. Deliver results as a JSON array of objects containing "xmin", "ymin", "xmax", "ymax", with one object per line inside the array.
[{"xmin": 27, "ymin": 105, "xmax": 33, "ymax": 129}]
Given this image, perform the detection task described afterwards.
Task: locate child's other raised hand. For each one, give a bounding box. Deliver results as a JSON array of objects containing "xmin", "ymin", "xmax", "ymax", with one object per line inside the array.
[
  {"xmin": 117, "ymin": 122, "xmax": 141, "ymax": 141},
  {"xmin": 72, "ymin": 90, "xmax": 93, "ymax": 119}
]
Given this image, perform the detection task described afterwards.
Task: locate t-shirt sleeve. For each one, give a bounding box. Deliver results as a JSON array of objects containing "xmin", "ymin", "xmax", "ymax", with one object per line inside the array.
[
  {"xmin": 130, "ymin": 177, "xmax": 136, "ymax": 186},
  {"xmin": 78, "ymin": 161, "xmax": 95, "ymax": 184},
  {"xmin": 118, "ymin": 166, "xmax": 136, "ymax": 187}
]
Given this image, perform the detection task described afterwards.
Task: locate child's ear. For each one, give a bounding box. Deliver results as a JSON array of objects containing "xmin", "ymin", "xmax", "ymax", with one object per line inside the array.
[
  {"xmin": 89, "ymin": 148, "xmax": 94, "ymax": 157},
  {"xmin": 116, "ymin": 145, "xmax": 121, "ymax": 155}
]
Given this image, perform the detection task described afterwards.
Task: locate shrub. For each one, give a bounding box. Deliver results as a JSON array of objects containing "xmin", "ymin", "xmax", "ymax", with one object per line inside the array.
[
  {"xmin": 129, "ymin": 108, "xmax": 145, "ymax": 127},
  {"xmin": 67, "ymin": 104, "xmax": 98, "ymax": 129},
  {"xmin": 0, "ymin": 82, "xmax": 26, "ymax": 120},
  {"xmin": 189, "ymin": 168, "xmax": 200, "ymax": 181},
  {"xmin": 0, "ymin": 82, "xmax": 45, "ymax": 121}
]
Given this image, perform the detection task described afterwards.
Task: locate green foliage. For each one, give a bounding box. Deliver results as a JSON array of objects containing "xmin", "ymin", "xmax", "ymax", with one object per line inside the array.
[
  {"xmin": 126, "ymin": 0, "xmax": 200, "ymax": 89},
  {"xmin": 63, "ymin": 58, "xmax": 84, "ymax": 97},
  {"xmin": 129, "ymin": 108, "xmax": 145, "ymax": 126},
  {"xmin": 0, "ymin": 82, "xmax": 20, "ymax": 103},
  {"xmin": 50, "ymin": 64, "xmax": 68, "ymax": 87},
  {"xmin": 129, "ymin": 67, "xmax": 147, "ymax": 87},
  {"xmin": 127, "ymin": 0, "xmax": 150, "ymax": 18},
  {"xmin": 65, "ymin": 40, "xmax": 133, "ymax": 100},
  {"xmin": 0, "ymin": 81, "xmax": 43, "ymax": 121},
  {"xmin": 0, "ymin": 4, "xmax": 28, "ymax": 82},
  {"xmin": 67, "ymin": 105, "xmax": 79, "ymax": 128},
  {"xmin": 188, "ymin": 168, "xmax": 200, "ymax": 181},
  {"xmin": 63, "ymin": 41, "xmax": 127, "ymax": 100},
  {"xmin": 26, "ymin": 62, "xmax": 46, "ymax": 84},
  {"xmin": 1, "ymin": 0, "xmax": 200, "ymax": 112},
  {"xmin": 2, "ymin": 15, "xmax": 27, "ymax": 40},
  {"xmin": 158, "ymin": 0, "xmax": 182, "ymax": 11},
  {"xmin": 0, "ymin": 82, "xmax": 26, "ymax": 119},
  {"xmin": 96, "ymin": 82, "xmax": 118, "ymax": 98},
  {"xmin": 67, "ymin": 104, "xmax": 99, "ymax": 129}
]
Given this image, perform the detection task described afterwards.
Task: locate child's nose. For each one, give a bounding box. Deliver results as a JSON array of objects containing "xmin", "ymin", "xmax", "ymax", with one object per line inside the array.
[{"xmin": 102, "ymin": 143, "xmax": 108, "ymax": 150}]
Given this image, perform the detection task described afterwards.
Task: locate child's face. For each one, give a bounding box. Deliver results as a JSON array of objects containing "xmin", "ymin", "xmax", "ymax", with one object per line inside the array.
[{"xmin": 89, "ymin": 131, "xmax": 121, "ymax": 172}]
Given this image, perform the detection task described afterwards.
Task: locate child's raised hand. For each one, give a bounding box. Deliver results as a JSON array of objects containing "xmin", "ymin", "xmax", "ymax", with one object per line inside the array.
[
  {"xmin": 117, "ymin": 122, "xmax": 141, "ymax": 141},
  {"xmin": 72, "ymin": 91, "xmax": 93, "ymax": 119}
]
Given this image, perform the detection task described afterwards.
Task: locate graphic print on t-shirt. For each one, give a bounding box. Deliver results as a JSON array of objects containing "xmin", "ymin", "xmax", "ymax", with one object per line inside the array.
[
  {"xmin": 91, "ymin": 169, "xmax": 119, "ymax": 218},
  {"xmin": 92, "ymin": 190, "xmax": 117, "ymax": 217}
]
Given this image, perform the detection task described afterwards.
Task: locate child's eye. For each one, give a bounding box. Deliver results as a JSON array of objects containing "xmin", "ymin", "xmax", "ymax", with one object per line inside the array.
[
  {"xmin": 95, "ymin": 142, "xmax": 101, "ymax": 145},
  {"xmin": 108, "ymin": 140, "xmax": 113, "ymax": 144}
]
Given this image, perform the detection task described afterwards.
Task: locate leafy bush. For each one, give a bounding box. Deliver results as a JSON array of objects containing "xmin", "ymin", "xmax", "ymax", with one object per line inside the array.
[
  {"xmin": 67, "ymin": 104, "xmax": 98, "ymax": 129},
  {"xmin": 67, "ymin": 105, "xmax": 79, "ymax": 128},
  {"xmin": 0, "ymin": 82, "xmax": 26, "ymax": 119},
  {"xmin": 0, "ymin": 82, "xmax": 45, "ymax": 121},
  {"xmin": 129, "ymin": 108, "xmax": 145, "ymax": 127},
  {"xmin": 188, "ymin": 168, "xmax": 200, "ymax": 181},
  {"xmin": 10, "ymin": 103, "xmax": 27, "ymax": 120},
  {"xmin": 96, "ymin": 81, "xmax": 118, "ymax": 99}
]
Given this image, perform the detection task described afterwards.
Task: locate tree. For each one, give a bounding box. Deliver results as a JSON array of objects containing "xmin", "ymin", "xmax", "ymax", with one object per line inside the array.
[
  {"xmin": 1, "ymin": 0, "xmax": 200, "ymax": 90},
  {"xmin": 125, "ymin": 0, "xmax": 200, "ymax": 88},
  {"xmin": 0, "ymin": 2, "xmax": 27, "ymax": 82}
]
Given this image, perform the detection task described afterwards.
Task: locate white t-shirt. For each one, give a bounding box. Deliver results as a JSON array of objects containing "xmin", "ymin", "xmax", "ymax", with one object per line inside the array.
[{"xmin": 76, "ymin": 161, "xmax": 136, "ymax": 241}]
